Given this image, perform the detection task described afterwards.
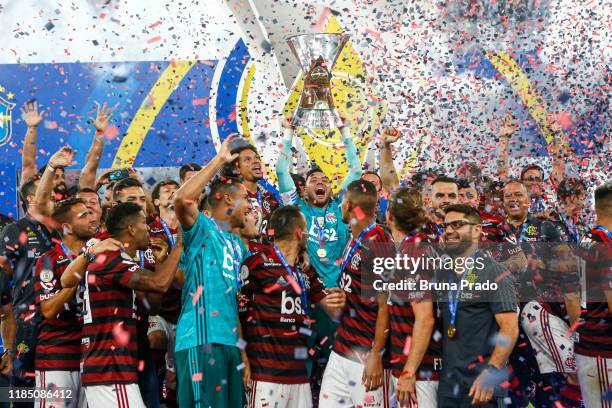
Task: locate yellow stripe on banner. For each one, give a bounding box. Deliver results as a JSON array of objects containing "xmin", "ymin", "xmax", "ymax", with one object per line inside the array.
[
  {"xmin": 485, "ymin": 51, "xmax": 555, "ymax": 145},
  {"xmin": 112, "ymin": 60, "xmax": 196, "ymax": 168},
  {"xmin": 238, "ymin": 63, "xmax": 277, "ymax": 183}
]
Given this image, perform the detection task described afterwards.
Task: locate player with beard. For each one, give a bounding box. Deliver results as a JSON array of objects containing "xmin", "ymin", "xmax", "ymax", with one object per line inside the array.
[
  {"xmin": 386, "ymin": 188, "xmax": 442, "ymax": 407},
  {"xmin": 320, "ymin": 179, "xmax": 395, "ymax": 408},
  {"xmin": 424, "ymin": 177, "xmax": 459, "ymax": 242},
  {"xmin": 570, "ymin": 182, "xmax": 612, "ymax": 408},
  {"xmin": 233, "ymin": 205, "xmax": 268, "ymax": 255},
  {"xmin": 436, "ymin": 204, "xmax": 518, "ymax": 407},
  {"xmin": 457, "ymin": 179, "xmax": 527, "ymax": 273},
  {"xmin": 556, "ymin": 178, "xmax": 588, "ymax": 243},
  {"xmin": 173, "ymin": 136, "xmax": 251, "ymax": 408},
  {"xmin": 503, "ymin": 180, "xmax": 582, "ymax": 408},
  {"xmin": 240, "ymin": 206, "xmax": 346, "ymax": 408},
  {"xmin": 33, "ymin": 198, "xmax": 98, "ymax": 407},
  {"xmin": 225, "ymin": 141, "xmax": 279, "ymax": 238},
  {"xmin": 148, "ymin": 179, "xmax": 182, "ymax": 406},
  {"xmin": 76, "ymin": 188, "xmax": 103, "ymax": 232},
  {"xmin": 76, "ymin": 203, "xmax": 181, "ymax": 407}
]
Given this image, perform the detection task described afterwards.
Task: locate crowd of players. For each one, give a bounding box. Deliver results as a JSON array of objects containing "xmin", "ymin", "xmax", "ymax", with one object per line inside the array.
[{"xmin": 0, "ymin": 101, "xmax": 609, "ymax": 408}]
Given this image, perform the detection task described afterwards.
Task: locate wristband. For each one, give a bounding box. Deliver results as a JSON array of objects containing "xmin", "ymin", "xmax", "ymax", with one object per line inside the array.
[
  {"xmin": 2, "ymin": 349, "xmax": 13, "ymax": 358},
  {"xmin": 83, "ymin": 249, "xmax": 97, "ymax": 263},
  {"xmin": 47, "ymin": 164, "xmax": 56, "ymax": 173}
]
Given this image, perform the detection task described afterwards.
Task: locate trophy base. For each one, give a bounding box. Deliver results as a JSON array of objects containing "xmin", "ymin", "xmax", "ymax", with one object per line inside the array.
[{"xmin": 291, "ymin": 108, "xmax": 344, "ymax": 129}]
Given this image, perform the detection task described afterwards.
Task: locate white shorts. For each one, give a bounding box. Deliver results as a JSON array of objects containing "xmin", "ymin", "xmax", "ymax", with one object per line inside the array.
[
  {"xmin": 576, "ymin": 354, "xmax": 612, "ymax": 408},
  {"xmin": 390, "ymin": 376, "xmax": 438, "ymax": 408},
  {"xmin": 83, "ymin": 383, "xmax": 145, "ymax": 408},
  {"xmin": 319, "ymin": 351, "xmax": 390, "ymax": 408},
  {"xmin": 521, "ymin": 301, "xmax": 576, "ymax": 374},
  {"xmin": 248, "ymin": 380, "xmax": 312, "ymax": 408},
  {"xmin": 35, "ymin": 370, "xmax": 86, "ymax": 408},
  {"xmin": 148, "ymin": 314, "xmax": 177, "ymax": 371}
]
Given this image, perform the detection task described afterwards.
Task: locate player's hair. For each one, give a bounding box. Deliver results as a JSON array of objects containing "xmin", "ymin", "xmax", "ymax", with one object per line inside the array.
[
  {"xmin": 152, "ymin": 179, "xmax": 179, "ymax": 202},
  {"xmin": 443, "ymin": 204, "xmax": 482, "ymax": 225},
  {"xmin": 179, "ymin": 163, "xmax": 202, "ymax": 181},
  {"xmin": 306, "ymin": 166, "xmax": 326, "ymax": 181},
  {"xmin": 269, "ymin": 205, "xmax": 304, "ymax": 241},
  {"xmin": 52, "ymin": 197, "xmax": 86, "ymax": 225},
  {"xmin": 112, "ymin": 177, "xmax": 143, "ymax": 201},
  {"xmin": 19, "ymin": 179, "xmax": 38, "ymax": 205},
  {"xmin": 594, "ymin": 182, "xmax": 612, "ymax": 216},
  {"xmin": 457, "ymin": 178, "xmax": 477, "ymax": 191},
  {"xmin": 345, "ymin": 179, "xmax": 378, "ymax": 216},
  {"xmin": 388, "ymin": 188, "xmax": 427, "ymax": 234},
  {"xmin": 504, "ymin": 179, "xmax": 528, "ymax": 192},
  {"xmin": 76, "ymin": 187, "xmax": 101, "ymax": 203},
  {"xmin": 206, "ymin": 177, "xmax": 243, "ymax": 210},
  {"xmin": 431, "ymin": 175, "xmax": 458, "ymax": 188},
  {"xmin": 557, "ymin": 178, "xmax": 587, "ymax": 201},
  {"xmin": 520, "ymin": 164, "xmax": 545, "ymax": 181},
  {"xmin": 361, "ymin": 171, "xmax": 383, "ymax": 191},
  {"xmin": 106, "ymin": 202, "xmax": 144, "ymax": 237}
]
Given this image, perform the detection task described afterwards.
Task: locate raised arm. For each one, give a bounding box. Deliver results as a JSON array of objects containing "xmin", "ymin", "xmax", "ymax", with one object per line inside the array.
[
  {"xmin": 20, "ymin": 101, "xmax": 45, "ymax": 184},
  {"xmin": 80, "ymin": 102, "xmax": 112, "ymax": 189},
  {"xmin": 339, "ymin": 124, "xmax": 362, "ymax": 191},
  {"xmin": 34, "ymin": 146, "xmax": 76, "ymax": 218},
  {"xmin": 276, "ymin": 118, "xmax": 297, "ymax": 196},
  {"xmin": 379, "ymin": 127, "xmax": 401, "ymax": 192},
  {"xmin": 174, "ymin": 136, "xmax": 238, "ymax": 229},
  {"xmin": 497, "ymin": 114, "xmax": 518, "ymax": 182},
  {"xmin": 547, "ymin": 114, "xmax": 569, "ymax": 188}
]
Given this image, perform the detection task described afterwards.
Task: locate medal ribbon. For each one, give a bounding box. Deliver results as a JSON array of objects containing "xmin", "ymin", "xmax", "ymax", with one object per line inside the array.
[
  {"xmin": 273, "ymin": 246, "xmax": 310, "ymax": 315},
  {"xmin": 447, "ymin": 254, "xmax": 476, "ymax": 336},
  {"xmin": 159, "ymin": 219, "xmax": 175, "ymax": 248},
  {"xmin": 339, "ymin": 223, "xmax": 377, "ymax": 278}
]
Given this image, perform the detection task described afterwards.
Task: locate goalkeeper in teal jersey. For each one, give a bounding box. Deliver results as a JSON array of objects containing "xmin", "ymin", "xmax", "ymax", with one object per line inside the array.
[
  {"xmin": 173, "ymin": 136, "xmax": 250, "ymax": 408},
  {"xmin": 276, "ymin": 119, "xmax": 362, "ymax": 288},
  {"xmin": 276, "ymin": 119, "xmax": 362, "ymax": 399}
]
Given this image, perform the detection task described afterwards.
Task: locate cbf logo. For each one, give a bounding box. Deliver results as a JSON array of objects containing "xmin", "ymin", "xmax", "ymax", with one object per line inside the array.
[{"xmin": 0, "ymin": 91, "xmax": 15, "ymax": 147}]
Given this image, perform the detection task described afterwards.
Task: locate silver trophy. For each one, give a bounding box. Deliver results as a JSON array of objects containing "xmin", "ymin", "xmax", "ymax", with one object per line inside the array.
[{"xmin": 287, "ymin": 33, "xmax": 349, "ymax": 128}]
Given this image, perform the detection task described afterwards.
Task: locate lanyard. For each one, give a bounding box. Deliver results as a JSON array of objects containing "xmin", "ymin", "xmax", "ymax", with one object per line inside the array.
[
  {"xmin": 433, "ymin": 222, "xmax": 443, "ymax": 238},
  {"xmin": 339, "ymin": 223, "xmax": 377, "ymax": 277},
  {"xmin": 557, "ymin": 211, "xmax": 579, "ymax": 243},
  {"xmin": 256, "ymin": 189, "xmax": 263, "ymax": 208},
  {"xmin": 209, "ymin": 217, "xmax": 242, "ymax": 288},
  {"xmin": 58, "ymin": 242, "xmax": 76, "ymax": 261},
  {"xmin": 159, "ymin": 219, "xmax": 175, "ymax": 248},
  {"xmin": 510, "ymin": 218, "xmax": 531, "ymax": 243},
  {"xmin": 137, "ymin": 250, "xmax": 145, "ymax": 269},
  {"xmin": 273, "ymin": 246, "xmax": 309, "ymax": 315},
  {"xmin": 447, "ymin": 255, "xmax": 475, "ymax": 327},
  {"xmin": 594, "ymin": 225, "xmax": 612, "ymax": 240}
]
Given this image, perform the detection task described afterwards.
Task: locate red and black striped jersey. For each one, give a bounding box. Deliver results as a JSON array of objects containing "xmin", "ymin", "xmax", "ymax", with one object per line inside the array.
[
  {"xmin": 575, "ymin": 227, "xmax": 612, "ymax": 358},
  {"xmin": 248, "ymin": 187, "xmax": 279, "ymax": 240},
  {"xmin": 389, "ymin": 234, "xmax": 442, "ymax": 380},
  {"xmin": 240, "ymin": 246, "xmax": 327, "ymax": 384},
  {"xmin": 422, "ymin": 220, "xmax": 443, "ymax": 243},
  {"xmin": 148, "ymin": 218, "xmax": 181, "ymax": 324},
  {"xmin": 34, "ymin": 244, "xmax": 82, "ymax": 371},
  {"xmin": 80, "ymin": 250, "xmax": 139, "ymax": 386},
  {"xmin": 334, "ymin": 225, "xmax": 395, "ymax": 363}
]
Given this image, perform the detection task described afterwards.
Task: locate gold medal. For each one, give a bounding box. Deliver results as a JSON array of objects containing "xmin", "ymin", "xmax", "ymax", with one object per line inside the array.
[
  {"xmin": 317, "ymin": 248, "xmax": 327, "ymax": 258},
  {"xmin": 447, "ymin": 324, "xmax": 456, "ymax": 339}
]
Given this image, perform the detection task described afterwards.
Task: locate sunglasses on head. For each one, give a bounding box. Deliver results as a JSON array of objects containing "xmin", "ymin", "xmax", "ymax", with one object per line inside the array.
[{"xmin": 440, "ymin": 220, "xmax": 477, "ymax": 231}]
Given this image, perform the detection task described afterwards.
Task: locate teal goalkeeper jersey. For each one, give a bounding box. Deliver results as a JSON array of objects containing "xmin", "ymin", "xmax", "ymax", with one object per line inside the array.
[{"xmin": 175, "ymin": 213, "xmax": 247, "ymax": 352}]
